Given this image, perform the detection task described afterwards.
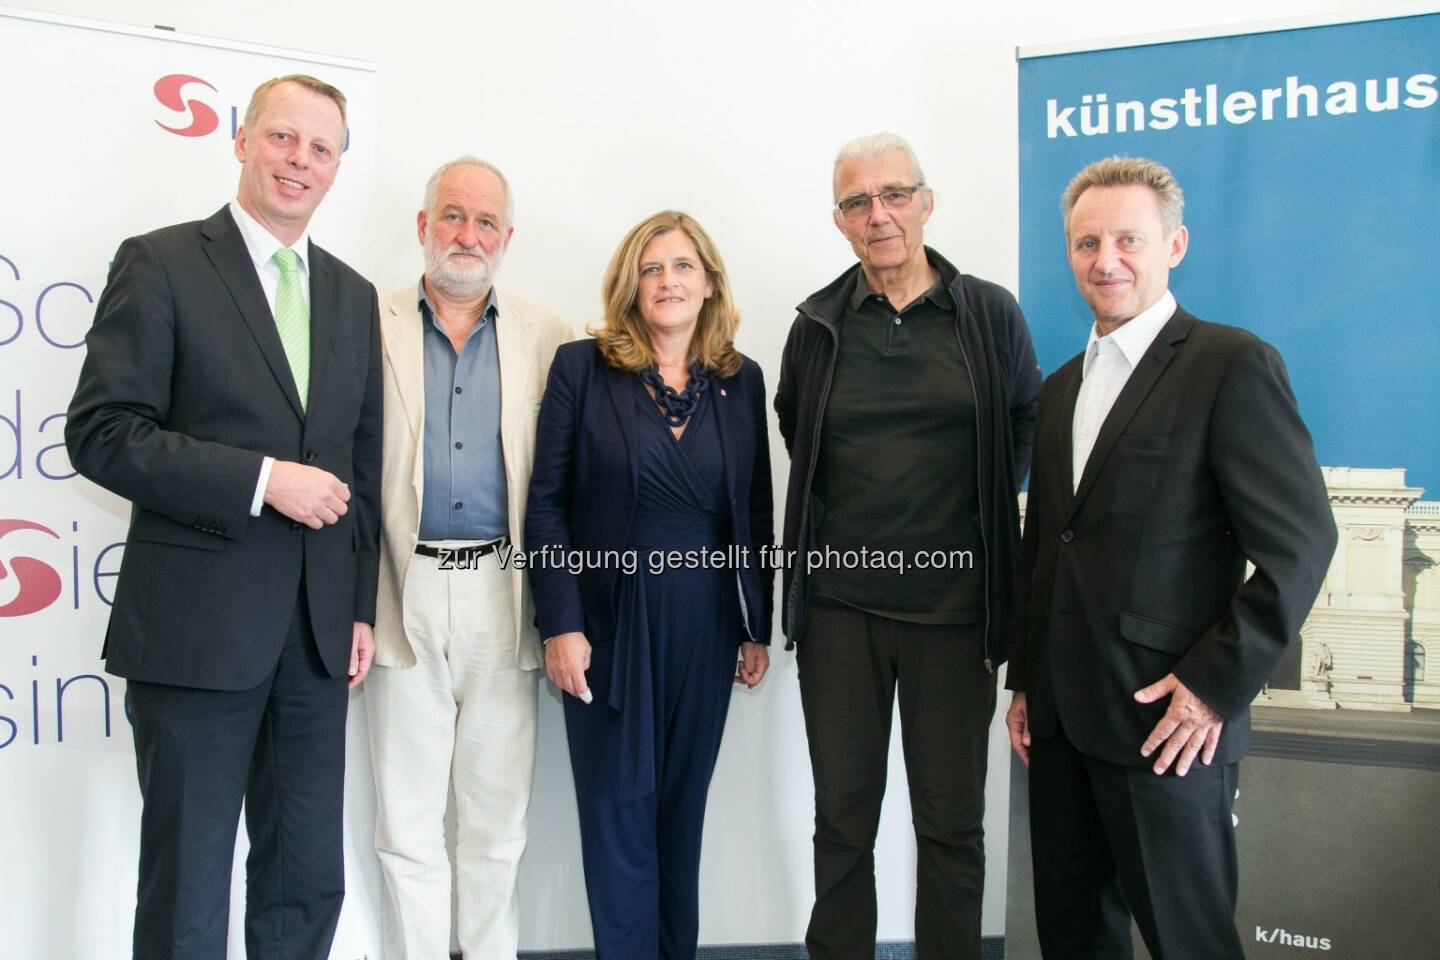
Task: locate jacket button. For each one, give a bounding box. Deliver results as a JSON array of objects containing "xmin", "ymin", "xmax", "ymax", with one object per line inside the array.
[
  {"xmin": 304, "ymin": 450, "xmax": 316, "ymax": 462},
  {"xmin": 291, "ymin": 522, "xmax": 302, "ymax": 533},
  {"xmin": 1060, "ymin": 529, "xmax": 1074, "ymax": 543}
]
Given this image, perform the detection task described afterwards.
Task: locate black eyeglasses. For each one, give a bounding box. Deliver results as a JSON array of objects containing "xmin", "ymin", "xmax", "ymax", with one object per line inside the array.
[{"xmin": 835, "ymin": 184, "xmax": 925, "ymax": 219}]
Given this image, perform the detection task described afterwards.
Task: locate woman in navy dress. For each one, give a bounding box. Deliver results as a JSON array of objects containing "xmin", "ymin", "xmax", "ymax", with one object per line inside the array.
[{"xmin": 524, "ymin": 211, "xmax": 773, "ymax": 959}]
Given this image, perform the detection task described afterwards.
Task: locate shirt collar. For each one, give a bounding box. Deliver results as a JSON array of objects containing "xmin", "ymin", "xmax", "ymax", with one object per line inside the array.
[
  {"xmin": 417, "ymin": 277, "xmax": 498, "ymax": 327},
  {"xmin": 849, "ymin": 268, "xmax": 951, "ymax": 313},
  {"xmin": 1083, "ymin": 289, "xmax": 1176, "ymax": 376},
  {"xmin": 229, "ymin": 200, "xmax": 311, "ymax": 277}
]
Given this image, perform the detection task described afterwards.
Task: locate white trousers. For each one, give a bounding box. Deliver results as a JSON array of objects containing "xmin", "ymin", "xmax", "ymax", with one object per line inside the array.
[{"xmin": 366, "ymin": 544, "xmax": 538, "ymax": 959}]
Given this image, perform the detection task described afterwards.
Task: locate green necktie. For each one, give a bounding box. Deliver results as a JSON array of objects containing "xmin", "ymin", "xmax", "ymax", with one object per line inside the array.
[{"xmin": 271, "ymin": 247, "xmax": 310, "ymax": 412}]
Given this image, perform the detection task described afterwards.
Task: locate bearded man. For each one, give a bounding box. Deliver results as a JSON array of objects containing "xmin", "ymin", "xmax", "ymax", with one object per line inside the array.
[{"xmin": 364, "ymin": 155, "xmax": 571, "ymax": 960}]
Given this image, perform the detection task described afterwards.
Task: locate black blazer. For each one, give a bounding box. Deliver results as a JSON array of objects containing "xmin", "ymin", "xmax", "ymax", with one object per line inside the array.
[
  {"xmin": 66, "ymin": 206, "xmax": 383, "ymax": 690},
  {"xmin": 1008, "ymin": 307, "xmax": 1336, "ymax": 767},
  {"xmin": 524, "ymin": 339, "xmax": 774, "ymax": 647}
]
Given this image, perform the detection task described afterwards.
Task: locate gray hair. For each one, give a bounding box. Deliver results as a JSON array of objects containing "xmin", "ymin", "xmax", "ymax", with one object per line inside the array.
[
  {"xmin": 1061, "ymin": 156, "xmax": 1184, "ymax": 236},
  {"xmin": 422, "ymin": 155, "xmax": 514, "ymax": 227},
  {"xmin": 832, "ymin": 132, "xmax": 928, "ymax": 199}
]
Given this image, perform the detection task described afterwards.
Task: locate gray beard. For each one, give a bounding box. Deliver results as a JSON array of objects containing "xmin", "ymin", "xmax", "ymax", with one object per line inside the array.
[
  {"xmin": 427, "ymin": 259, "xmax": 494, "ymax": 300},
  {"xmin": 425, "ymin": 242, "xmax": 502, "ymax": 300}
]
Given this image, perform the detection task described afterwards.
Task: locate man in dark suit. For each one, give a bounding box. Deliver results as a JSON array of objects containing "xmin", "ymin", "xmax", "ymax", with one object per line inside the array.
[
  {"xmin": 65, "ymin": 75, "xmax": 381, "ymax": 960},
  {"xmin": 1005, "ymin": 156, "xmax": 1336, "ymax": 959}
]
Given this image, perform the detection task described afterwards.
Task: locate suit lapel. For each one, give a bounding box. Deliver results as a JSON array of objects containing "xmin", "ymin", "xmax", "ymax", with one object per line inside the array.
[
  {"xmin": 605, "ymin": 362, "xmax": 640, "ymax": 493},
  {"xmin": 201, "ymin": 207, "xmax": 305, "ymax": 420},
  {"xmin": 381, "ymin": 293, "xmax": 426, "ymax": 448},
  {"xmin": 304, "ymin": 242, "xmax": 333, "ymax": 422},
  {"xmin": 1070, "ymin": 310, "xmax": 1191, "ymax": 515},
  {"xmin": 712, "ymin": 374, "xmax": 738, "ymax": 501},
  {"xmin": 201, "ymin": 208, "xmax": 305, "ymax": 420},
  {"xmin": 1052, "ymin": 359, "xmax": 1083, "ymax": 499},
  {"xmin": 494, "ymin": 290, "xmax": 533, "ymax": 443}
]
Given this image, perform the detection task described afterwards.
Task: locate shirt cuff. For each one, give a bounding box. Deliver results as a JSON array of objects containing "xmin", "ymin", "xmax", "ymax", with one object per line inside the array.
[{"xmin": 251, "ymin": 456, "xmax": 275, "ymax": 517}]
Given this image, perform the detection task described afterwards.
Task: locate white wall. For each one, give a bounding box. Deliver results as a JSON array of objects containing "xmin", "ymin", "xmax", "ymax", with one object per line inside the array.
[{"xmin": 14, "ymin": 0, "xmax": 1394, "ymax": 949}]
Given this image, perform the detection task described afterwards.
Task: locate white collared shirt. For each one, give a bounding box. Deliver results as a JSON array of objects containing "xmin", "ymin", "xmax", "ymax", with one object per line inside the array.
[
  {"xmin": 1071, "ymin": 290, "xmax": 1176, "ymax": 492},
  {"xmin": 228, "ymin": 200, "xmax": 314, "ymax": 515},
  {"xmin": 228, "ymin": 200, "xmax": 312, "ymax": 315}
]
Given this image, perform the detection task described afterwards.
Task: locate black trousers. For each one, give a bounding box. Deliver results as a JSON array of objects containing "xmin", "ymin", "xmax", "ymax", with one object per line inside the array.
[
  {"xmin": 125, "ymin": 591, "xmax": 348, "ymax": 960},
  {"xmin": 797, "ymin": 605, "xmax": 996, "ymax": 960},
  {"xmin": 1027, "ymin": 722, "xmax": 1243, "ymax": 960}
]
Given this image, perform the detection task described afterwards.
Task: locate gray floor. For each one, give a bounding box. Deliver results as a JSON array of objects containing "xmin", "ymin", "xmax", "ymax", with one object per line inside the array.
[{"xmin": 514, "ymin": 940, "xmax": 1006, "ymax": 958}]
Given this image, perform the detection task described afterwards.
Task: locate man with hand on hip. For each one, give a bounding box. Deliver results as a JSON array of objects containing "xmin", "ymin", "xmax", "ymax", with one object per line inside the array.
[{"xmin": 1006, "ymin": 155, "xmax": 1336, "ymax": 959}]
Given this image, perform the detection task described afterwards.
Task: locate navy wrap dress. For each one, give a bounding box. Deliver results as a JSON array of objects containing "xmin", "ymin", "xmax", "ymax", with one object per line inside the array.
[{"xmin": 564, "ymin": 376, "xmax": 745, "ymax": 959}]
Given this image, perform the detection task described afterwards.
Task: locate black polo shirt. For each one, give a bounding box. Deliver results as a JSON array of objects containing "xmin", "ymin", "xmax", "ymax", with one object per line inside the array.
[{"xmin": 810, "ymin": 270, "xmax": 985, "ymax": 623}]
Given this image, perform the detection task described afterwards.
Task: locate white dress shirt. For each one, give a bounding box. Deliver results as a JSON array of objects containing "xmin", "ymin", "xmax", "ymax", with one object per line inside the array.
[
  {"xmin": 228, "ymin": 200, "xmax": 313, "ymax": 516},
  {"xmin": 1071, "ymin": 290, "xmax": 1176, "ymax": 492}
]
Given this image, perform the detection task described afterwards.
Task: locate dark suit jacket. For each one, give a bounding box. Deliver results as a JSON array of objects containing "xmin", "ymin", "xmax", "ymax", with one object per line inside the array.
[
  {"xmin": 66, "ymin": 206, "xmax": 382, "ymax": 691},
  {"xmin": 1007, "ymin": 306, "xmax": 1336, "ymax": 768},
  {"xmin": 524, "ymin": 339, "xmax": 774, "ymax": 648}
]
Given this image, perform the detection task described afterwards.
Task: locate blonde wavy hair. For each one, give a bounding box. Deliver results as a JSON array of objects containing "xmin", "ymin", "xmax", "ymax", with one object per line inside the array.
[{"xmin": 592, "ymin": 211, "xmax": 742, "ymax": 378}]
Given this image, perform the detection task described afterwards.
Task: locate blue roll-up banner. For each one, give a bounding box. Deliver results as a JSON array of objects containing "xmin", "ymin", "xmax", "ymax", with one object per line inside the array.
[{"xmin": 1009, "ymin": 10, "xmax": 1440, "ymax": 958}]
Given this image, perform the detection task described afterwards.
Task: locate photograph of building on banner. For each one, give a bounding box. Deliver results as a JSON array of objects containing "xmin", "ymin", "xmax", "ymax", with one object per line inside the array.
[{"xmin": 1011, "ymin": 9, "xmax": 1440, "ymax": 960}]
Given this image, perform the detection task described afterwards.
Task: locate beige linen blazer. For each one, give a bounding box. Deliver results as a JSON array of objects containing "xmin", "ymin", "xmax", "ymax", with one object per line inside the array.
[{"xmin": 372, "ymin": 284, "xmax": 572, "ymax": 670}]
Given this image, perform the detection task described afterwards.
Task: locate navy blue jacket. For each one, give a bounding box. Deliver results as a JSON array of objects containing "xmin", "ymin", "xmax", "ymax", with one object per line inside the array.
[{"xmin": 524, "ymin": 339, "xmax": 774, "ymax": 646}]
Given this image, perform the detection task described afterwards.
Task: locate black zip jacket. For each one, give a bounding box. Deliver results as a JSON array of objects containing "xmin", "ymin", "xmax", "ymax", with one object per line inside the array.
[{"xmin": 773, "ymin": 248, "xmax": 1041, "ymax": 668}]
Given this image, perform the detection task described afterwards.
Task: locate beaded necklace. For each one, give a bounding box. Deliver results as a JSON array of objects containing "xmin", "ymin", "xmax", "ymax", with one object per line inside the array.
[{"xmin": 640, "ymin": 361, "xmax": 709, "ymax": 427}]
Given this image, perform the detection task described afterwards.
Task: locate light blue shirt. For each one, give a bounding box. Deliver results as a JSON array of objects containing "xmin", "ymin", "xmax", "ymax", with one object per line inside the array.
[{"xmin": 417, "ymin": 279, "xmax": 508, "ymax": 540}]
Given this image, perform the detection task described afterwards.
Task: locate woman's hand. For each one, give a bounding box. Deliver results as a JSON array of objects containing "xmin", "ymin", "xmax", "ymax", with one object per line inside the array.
[
  {"xmin": 735, "ymin": 641, "xmax": 769, "ymax": 689},
  {"xmin": 545, "ymin": 632, "xmax": 593, "ymax": 702}
]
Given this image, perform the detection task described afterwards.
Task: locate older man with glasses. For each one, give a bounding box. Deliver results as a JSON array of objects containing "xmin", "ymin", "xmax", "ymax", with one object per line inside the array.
[{"xmin": 774, "ymin": 131, "xmax": 1041, "ymax": 960}]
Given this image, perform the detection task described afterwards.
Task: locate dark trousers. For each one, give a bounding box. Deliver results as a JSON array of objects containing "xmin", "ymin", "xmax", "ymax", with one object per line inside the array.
[
  {"xmin": 125, "ymin": 593, "xmax": 348, "ymax": 960},
  {"xmin": 564, "ymin": 625, "xmax": 737, "ymax": 959},
  {"xmin": 1027, "ymin": 723, "xmax": 1243, "ymax": 960},
  {"xmin": 797, "ymin": 605, "xmax": 996, "ymax": 960}
]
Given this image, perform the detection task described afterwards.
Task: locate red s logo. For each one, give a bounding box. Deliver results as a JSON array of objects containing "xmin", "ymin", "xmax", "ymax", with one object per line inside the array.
[
  {"xmin": 0, "ymin": 519, "xmax": 63, "ymax": 618},
  {"xmin": 153, "ymin": 74, "xmax": 220, "ymax": 137}
]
